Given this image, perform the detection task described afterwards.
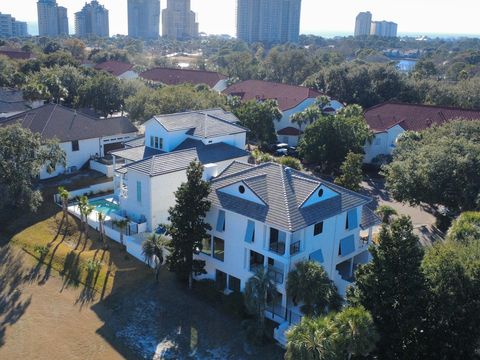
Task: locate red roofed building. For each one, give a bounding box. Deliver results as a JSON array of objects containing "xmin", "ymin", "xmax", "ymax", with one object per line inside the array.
[
  {"xmin": 140, "ymin": 67, "xmax": 228, "ymax": 91},
  {"xmin": 0, "ymin": 49, "xmax": 32, "ymax": 60},
  {"xmin": 94, "ymin": 61, "xmax": 138, "ymax": 79},
  {"xmin": 363, "ymin": 101, "xmax": 480, "ymax": 163},
  {"xmin": 224, "ymin": 80, "xmax": 344, "ymax": 146}
]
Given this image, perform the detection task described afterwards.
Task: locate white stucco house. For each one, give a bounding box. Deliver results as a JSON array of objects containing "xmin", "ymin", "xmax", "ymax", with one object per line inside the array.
[
  {"xmin": 224, "ymin": 80, "xmax": 344, "ymax": 146},
  {"xmin": 94, "ymin": 60, "xmax": 139, "ymax": 80},
  {"xmin": 111, "ymin": 109, "xmax": 250, "ymax": 231},
  {"xmin": 196, "ymin": 160, "xmax": 380, "ymax": 345},
  {"xmin": 0, "ymin": 104, "xmax": 138, "ymax": 179},
  {"xmin": 363, "ymin": 102, "xmax": 480, "ymax": 163}
]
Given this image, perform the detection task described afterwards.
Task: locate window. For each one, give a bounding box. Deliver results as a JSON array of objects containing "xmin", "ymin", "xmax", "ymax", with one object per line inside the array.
[
  {"xmin": 213, "ymin": 237, "xmax": 225, "ymax": 261},
  {"xmin": 346, "ymin": 209, "xmax": 358, "ymax": 230},
  {"xmin": 244, "ymin": 220, "xmax": 255, "ymax": 243},
  {"xmin": 136, "ymin": 181, "xmax": 142, "ymax": 203},
  {"xmin": 150, "ymin": 136, "xmax": 154, "ymax": 148},
  {"xmin": 228, "ymin": 275, "xmax": 241, "ymax": 292},
  {"xmin": 201, "ymin": 236, "xmax": 212, "ymax": 255},
  {"xmin": 71, "ymin": 140, "xmax": 79, "ymax": 152},
  {"xmin": 159, "ymin": 137, "xmax": 163, "ymax": 149},
  {"xmin": 154, "ymin": 137, "xmax": 159, "ymax": 149},
  {"xmin": 216, "ymin": 210, "xmax": 226, "ymax": 232},
  {"xmin": 215, "ymin": 269, "xmax": 227, "ymax": 290},
  {"xmin": 314, "ymin": 222, "xmax": 323, "ymax": 236},
  {"xmin": 270, "ymin": 228, "xmax": 279, "ymax": 243},
  {"xmin": 269, "ymin": 228, "xmax": 286, "ymax": 255},
  {"xmin": 239, "ymin": 185, "xmax": 245, "ymax": 194},
  {"xmin": 339, "ymin": 235, "xmax": 355, "ymax": 257},
  {"xmin": 318, "ymin": 188, "xmax": 324, "ymax": 197},
  {"xmin": 250, "ymin": 250, "xmax": 264, "ymax": 272}
]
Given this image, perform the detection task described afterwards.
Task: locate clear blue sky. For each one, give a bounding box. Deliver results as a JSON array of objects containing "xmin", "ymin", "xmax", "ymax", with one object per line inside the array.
[{"xmin": 2, "ymin": 0, "xmax": 479, "ymax": 37}]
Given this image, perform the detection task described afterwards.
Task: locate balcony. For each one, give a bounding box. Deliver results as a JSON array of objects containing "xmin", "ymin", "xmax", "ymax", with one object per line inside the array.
[
  {"xmin": 268, "ymin": 265, "xmax": 284, "ymax": 284},
  {"xmin": 269, "ymin": 241, "xmax": 286, "ymax": 255},
  {"xmin": 290, "ymin": 241, "xmax": 301, "ymax": 255}
]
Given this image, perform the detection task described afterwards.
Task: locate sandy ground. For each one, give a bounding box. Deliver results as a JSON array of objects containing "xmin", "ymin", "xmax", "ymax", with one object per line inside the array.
[{"xmin": 0, "ymin": 245, "xmax": 137, "ymax": 360}]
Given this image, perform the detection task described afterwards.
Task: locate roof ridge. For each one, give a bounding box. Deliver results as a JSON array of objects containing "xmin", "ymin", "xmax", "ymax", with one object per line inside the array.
[
  {"xmin": 365, "ymin": 101, "xmax": 480, "ymax": 114},
  {"xmin": 214, "ymin": 160, "xmax": 254, "ymax": 178},
  {"xmin": 278, "ymin": 165, "xmax": 293, "ymax": 230}
]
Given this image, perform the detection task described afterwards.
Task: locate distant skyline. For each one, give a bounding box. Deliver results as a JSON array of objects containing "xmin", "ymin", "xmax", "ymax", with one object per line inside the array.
[{"xmin": 2, "ymin": 0, "xmax": 479, "ymax": 38}]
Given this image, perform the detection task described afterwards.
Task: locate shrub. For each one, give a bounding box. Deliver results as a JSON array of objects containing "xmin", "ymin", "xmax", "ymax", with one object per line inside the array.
[
  {"xmin": 85, "ymin": 258, "xmax": 102, "ymax": 273},
  {"xmin": 276, "ymin": 156, "xmax": 302, "ymax": 170},
  {"xmin": 34, "ymin": 244, "xmax": 49, "ymax": 258}
]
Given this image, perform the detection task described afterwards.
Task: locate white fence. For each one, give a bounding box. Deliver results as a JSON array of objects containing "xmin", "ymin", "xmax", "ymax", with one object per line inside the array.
[
  {"xmin": 90, "ymin": 160, "xmax": 114, "ymax": 178},
  {"xmin": 54, "ymin": 182, "xmax": 114, "ymax": 203}
]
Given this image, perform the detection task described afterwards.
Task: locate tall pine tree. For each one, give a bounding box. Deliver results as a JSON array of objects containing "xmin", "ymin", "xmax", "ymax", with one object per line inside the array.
[
  {"xmin": 166, "ymin": 160, "xmax": 211, "ymax": 288},
  {"xmin": 347, "ymin": 216, "xmax": 429, "ymax": 359}
]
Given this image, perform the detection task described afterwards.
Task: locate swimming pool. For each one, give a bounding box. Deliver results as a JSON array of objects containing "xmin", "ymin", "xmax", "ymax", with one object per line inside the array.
[{"xmin": 89, "ymin": 198, "xmax": 120, "ymax": 216}]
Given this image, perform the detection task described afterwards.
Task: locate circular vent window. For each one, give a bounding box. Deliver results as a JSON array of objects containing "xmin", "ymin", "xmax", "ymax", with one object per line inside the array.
[
  {"xmin": 318, "ymin": 188, "xmax": 324, "ymax": 197},
  {"xmin": 239, "ymin": 185, "xmax": 245, "ymax": 194}
]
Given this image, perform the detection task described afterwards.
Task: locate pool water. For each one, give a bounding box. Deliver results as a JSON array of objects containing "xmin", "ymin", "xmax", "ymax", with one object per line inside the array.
[{"xmin": 90, "ymin": 198, "xmax": 120, "ymax": 216}]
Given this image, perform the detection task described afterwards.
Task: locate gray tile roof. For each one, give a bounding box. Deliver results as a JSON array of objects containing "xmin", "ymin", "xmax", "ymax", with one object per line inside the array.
[
  {"xmin": 110, "ymin": 145, "xmax": 165, "ymax": 162},
  {"xmin": 120, "ymin": 139, "xmax": 249, "ymax": 177},
  {"xmin": 124, "ymin": 136, "xmax": 145, "ymax": 148},
  {"xmin": 0, "ymin": 104, "xmax": 138, "ymax": 142},
  {"xmin": 0, "ymin": 88, "xmax": 31, "ymax": 114},
  {"xmin": 360, "ymin": 206, "xmax": 382, "ymax": 230},
  {"xmin": 153, "ymin": 109, "xmax": 246, "ymax": 139},
  {"xmin": 209, "ymin": 162, "xmax": 372, "ymax": 232}
]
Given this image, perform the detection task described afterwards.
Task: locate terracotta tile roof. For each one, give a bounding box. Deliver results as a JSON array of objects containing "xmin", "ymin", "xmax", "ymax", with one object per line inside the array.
[
  {"xmin": 140, "ymin": 67, "xmax": 226, "ymax": 88},
  {"xmin": 0, "ymin": 104, "xmax": 137, "ymax": 142},
  {"xmin": 0, "ymin": 49, "xmax": 32, "ymax": 60},
  {"xmin": 277, "ymin": 126, "xmax": 303, "ymax": 136},
  {"xmin": 365, "ymin": 102, "xmax": 480, "ymax": 133},
  {"xmin": 223, "ymin": 80, "xmax": 322, "ymax": 111},
  {"xmin": 94, "ymin": 61, "xmax": 134, "ymax": 77}
]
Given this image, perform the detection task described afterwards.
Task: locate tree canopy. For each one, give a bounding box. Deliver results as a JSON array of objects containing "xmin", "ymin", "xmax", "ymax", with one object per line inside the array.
[
  {"xmin": 166, "ymin": 160, "xmax": 211, "ymax": 287},
  {"xmin": 383, "ymin": 121, "xmax": 480, "ymax": 212},
  {"xmin": 298, "ymin": 105, "xmax": 371, "ymax": 172},
  {"xmin": 0, "ymin": 124, "xmax": 65, "ymax": 212}
]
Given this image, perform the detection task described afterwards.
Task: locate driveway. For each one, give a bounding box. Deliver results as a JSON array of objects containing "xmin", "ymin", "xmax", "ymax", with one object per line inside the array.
[{"xmin": 361, "ymin": 176, "xmax": 441, "ymax": 245}]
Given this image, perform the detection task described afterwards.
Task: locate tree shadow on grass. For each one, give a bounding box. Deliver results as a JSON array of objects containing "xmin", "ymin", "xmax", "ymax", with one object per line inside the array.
[
  {"xmin": 0, "ymin": 246, "xmax": 32, "ymax": 347},
  {"xmin": 60, "ymin": 251, "xmax": 81, "ymax": 291}
]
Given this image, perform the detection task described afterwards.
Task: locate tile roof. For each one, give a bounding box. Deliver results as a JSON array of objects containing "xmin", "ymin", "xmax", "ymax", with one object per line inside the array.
[
  {"xmin": 153, "ymin": 109, "xmax": 246, "ymax": 138},
  {"xmin": 360, "ymin": 207, "xmax": 381, "ymax": 230},
  {"xmin": 0, "ymin": 49, "xmax": 32, "ymax": 60},
  {"xmin": 140, "ymin": 67, "xmax": 226, "ymax": 88},
  {"xmin": 209, "ymin": 161, "xmax": 372, "ymax": 232},
  {"xmin": 0, "ymin": 104, "xmax": 138, "ymax": 142},
  {"xmin": 223, "ymin": 80, "xmax": 322, "ymax": 111},
  {"xmin": 120, "ymin": 139, "xmax": 249, "ymax": 177},
  {"xmin": 110, "ymin": 145, "xmax": 164, "ymax": 162},
  {"xmin": 124, "ymin": 136, "xmax": 145, "ymax": 148},
  {"xmin": 94, "ymin": 61, "xmax": 134, "ymax": 77},
  {"xmin": 365, "ymin": 102, "xmax": 480, "ymax": 133},
  {"xmin": 0, "ymin": 88, "xmax": 30, "ymax": 114}
]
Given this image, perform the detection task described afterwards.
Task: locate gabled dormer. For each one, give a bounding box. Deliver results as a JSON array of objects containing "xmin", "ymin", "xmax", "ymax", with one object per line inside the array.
[
  {"xmin": 300, "ymin": 184, "xmax": 339, "ymax": 208},
  {"xmin": 217, "ymin": 177, "xmax": 267, "ymax": 206}
]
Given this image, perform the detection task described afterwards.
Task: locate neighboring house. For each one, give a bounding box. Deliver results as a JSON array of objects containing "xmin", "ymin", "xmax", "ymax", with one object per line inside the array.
[
  {"xmin": 224, "ymin": 80, "xmax": 343, "ymax": 146},
  {"xmin": 196, "ymin": 160, "xmax": 380, "ymax": 345},
  {"xmin": 140, "ymin": 67, "xmax": 228, "ymax": 92},
  {"xmin": 363, "ymin": 102, "xmax": 480, "ymax": 163},
  {"xmin": 0, "ymin": 88, "xmax": 43, "ymax": 118},
  {"xmin": 94, "ymin": 60, "xmax": 138, "ymax": 80},
  {"xmin": 0, "ymin": 48, "xmax": 32, "ymax": 60},
  {"xmin": 111, "ymin": 108, "xmax": 250, "ymax": 230},
  {"xmin": 0, "ymin": 104, "xmax": 138, "ymax": 179}
]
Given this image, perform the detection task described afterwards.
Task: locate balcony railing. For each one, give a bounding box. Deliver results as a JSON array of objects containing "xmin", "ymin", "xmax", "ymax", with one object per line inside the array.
[
  {"xmin": 268, "ymin": 265, "xmax": 284, "ymax": 284},
  {"xmin": 290, "ymin": 241, "xmax": 301, "ymax": 255},
  {"xmin": 269, "ymin": 241, "xmax": 286, "ymax": 255}
]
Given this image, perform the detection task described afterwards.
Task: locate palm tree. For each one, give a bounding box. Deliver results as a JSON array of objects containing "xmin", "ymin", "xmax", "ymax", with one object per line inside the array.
[
  {"xmin": 97, "ymin": 212, "xmax": 107, "ymax": 249},
  {"xmin": 285, "ymin": 316, "xmax": 337, "ymax": 360},
  {"xmin": 375, "ymin": 205, "xmax": 398, "ymax": 224},
  {"xmin": 58, "ymin": 186, "xmax": 69, "ymax": 233},
  {"xmin": 142, "ymin": 233, "xmax": 167, "ymax": 281},
  {"xmin": 78, "ymin": 196, "xmax": 94, "ymax": 240},
  {"xmin": 244, "ymin": 267, "xmax": 276, "ymax": 344},
  {"xmin": 287, "ymin": 260, "xmax": 342, "ymax": 317},
  {"xmin": 332, "ymin": 306, "xmax": 378, "ymax": 360},
  {"xmin": 290, "ymin": 106, "xmax": 322, "ymax": 130},
  {"xmin": 113, "ymin": 218, "xmax": 129, "ymax": 246}
]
